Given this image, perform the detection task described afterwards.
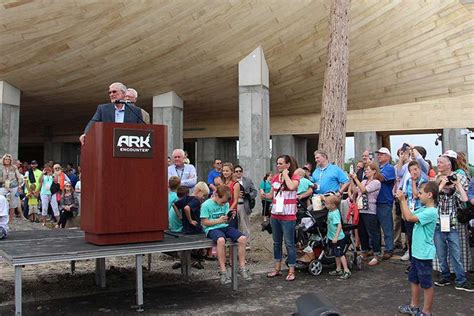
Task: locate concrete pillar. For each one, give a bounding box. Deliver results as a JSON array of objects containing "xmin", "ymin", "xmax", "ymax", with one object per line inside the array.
[
  {"xmin": 354, "ymin": 132, "xmax": 382, "ymax": 162},
  {"xmin": 442, "ymin": 128, "xmax": 468, "ymax": 153},
  {"xmin": 238, "ymin": 46, "xmax": 271, "ymax": 189},
  {"xmin": 196, "ymin": 138, "xmax": 237, "ymax": 182},
  {"xmin": 272, "ymin": 135, "xmax": 307, "ymax": 169},
  {"xmin": 0, "ymin": 81, "xmax": 20, "ymax": 159},
  {"xmin": 44, "ymin": 141, "xmax": 63, "ymax": 164},
  {"xmin": 152, "ymin": 91, "xmax": 183, "ymax": 156}
]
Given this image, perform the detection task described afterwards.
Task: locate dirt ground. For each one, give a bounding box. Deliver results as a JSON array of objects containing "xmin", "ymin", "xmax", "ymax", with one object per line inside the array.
[{"xmin": 1, "ymin": 215, "xmax": 473, "ymax": 315}]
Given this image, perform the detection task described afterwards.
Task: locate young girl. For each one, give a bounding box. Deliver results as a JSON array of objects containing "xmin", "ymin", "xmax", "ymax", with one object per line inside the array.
[
  {"xmin": 258, "ymin": 172, "xmax": 272, "ymax": 221},
  {"xmin": 325, "ymin": 194, "xmax": 351, "ymax": 279},
  {"xmin": 39, "ymin": 164, "xmax": 56, "ymax": 226},
  {"xmin": 56, "ymin": 182, "xmax": 78, "ymax": 228},
  {"xmin": 26, "ymin": 183, "xmax": 39, "ymax": 222},
  {"xmin": 220, "ymin": 163, "xmax": 240, "ymax": 229}
]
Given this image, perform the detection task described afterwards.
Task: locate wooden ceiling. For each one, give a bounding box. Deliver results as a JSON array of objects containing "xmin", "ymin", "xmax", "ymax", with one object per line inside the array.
[{"xmin": 0, "ymin": 0, "xmax": 473, "ymax": 138}]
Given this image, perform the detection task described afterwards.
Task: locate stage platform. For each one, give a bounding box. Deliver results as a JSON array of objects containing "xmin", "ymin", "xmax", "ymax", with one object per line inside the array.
[{"xmin": 0, "ymin": 229, "xmax": 238, "ymax": 316}]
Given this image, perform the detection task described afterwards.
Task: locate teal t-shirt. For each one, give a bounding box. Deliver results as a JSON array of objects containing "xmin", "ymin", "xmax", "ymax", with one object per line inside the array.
[
  {"xmin": 297, "ymin": 177, "xmax": 313, "ymax": 195},
  {"xmin": 411, "ymin": 206, "xmax": 438, "ymax": 260},
  {"xmin": 168, "ymin": 191, "xmax": 182, "ymax": 232},
  {"xmin": 200, "ymin": 199, "xmax": 229, "ymax": 235},
  {"xmin": 327, "ymin": 209, "xmax": 345, "ymax": 241},
  {"xmin": 258, "ymin": 180, "xmax": 272, "ymax": 202},
  {"xmin": 40, "ymin": 175, "xmax": 53, "ymax": 195}
]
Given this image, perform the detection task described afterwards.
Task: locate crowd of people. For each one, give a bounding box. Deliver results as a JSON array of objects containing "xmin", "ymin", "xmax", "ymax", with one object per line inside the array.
[
  {"xmin": 0, "ymin": 155, "xmax": 81, "ymax": 236},
  {"xmin": 1, "ymin": 140, "xmax": 473, "ymax": 315}
]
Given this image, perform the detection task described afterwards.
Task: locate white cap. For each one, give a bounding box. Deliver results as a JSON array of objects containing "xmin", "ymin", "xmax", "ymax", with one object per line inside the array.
[
  {"xmin": 443, "ymin": 150, "xmax": 457, "ymax": 159},
  {"xmin": 375, "ymin": 147, "xmax": 391, "ymax": 156}
]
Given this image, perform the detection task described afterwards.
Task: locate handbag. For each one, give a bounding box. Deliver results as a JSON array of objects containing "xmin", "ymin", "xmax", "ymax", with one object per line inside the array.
[
  {"xmin": 50, "ymin": 182, "xmax": 60, "ymax": 195},
  {"xmin": 457, "ymin": 203, "xmax": 474, "ymax": 224}
]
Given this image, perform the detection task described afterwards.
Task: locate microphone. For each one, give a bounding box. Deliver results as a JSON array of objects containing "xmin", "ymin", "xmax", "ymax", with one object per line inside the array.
[{"xmin": 114, "ymin": 100, "xmax": 147, "ymax": 125}]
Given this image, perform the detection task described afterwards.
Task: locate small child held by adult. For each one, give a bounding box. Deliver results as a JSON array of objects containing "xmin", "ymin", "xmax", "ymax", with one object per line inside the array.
[
  {"xmin": 325, "ymin": 194, "xmax": 351, "ymax": 279},
  {"xmin": 27, "ymin": 183, "xmax": 40, "ymax": 223},
  {"xmin": 200, "ymin": 186, "xmax": 251, "ymax": 284},
  {"xmin": 396, "ymin": 181, "xmax": 439, "ymax": 316}
]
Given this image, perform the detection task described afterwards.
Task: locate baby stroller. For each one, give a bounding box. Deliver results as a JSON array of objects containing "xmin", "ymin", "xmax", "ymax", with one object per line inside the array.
[{"xmin": 293, "ymin": 197, "xmax": 362, "ymax": 276}]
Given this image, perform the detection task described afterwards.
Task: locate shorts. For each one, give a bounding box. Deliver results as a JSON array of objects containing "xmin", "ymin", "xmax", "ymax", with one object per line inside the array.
[
  {"xmin": 330, "ymin": 238, "xmax": 346, "ymax": 257},
  {"xmin": 28, "ymin": 205, "xmax": 39, "ymax": 215},
  {"xmin": 207, "ymin": 226, "xmax": 243, "ymax": 243},
  {"xmin": 408, "ymin": 257, "xmax": 433, "ymax": 289}
]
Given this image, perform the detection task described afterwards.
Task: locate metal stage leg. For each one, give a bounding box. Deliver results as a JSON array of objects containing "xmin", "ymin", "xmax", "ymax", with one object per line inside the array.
[
  {"xmin": 95, "ymin": 258, "xmax": 106, "ymax": 288},
  {"xmin": 180, "ymin": 250, "xmax": 191, "ymax": 279},
  {"xmin": 70, "ymin": 260, "xmax": 76, "ymax": 274},
  {"xmin": 135, "ymin": 254, "xmax": 144, "ymax": 312},
  {"xmin": 147, "ymin": 254, "xmax": 152, "ymax": 271},
  {"xmin": 231, "ymin": 245, "xmax": 238, "ymax": 290},
  {"xmin": 15, "ymin": 265, "xmax": 22, "ymax": 316}
]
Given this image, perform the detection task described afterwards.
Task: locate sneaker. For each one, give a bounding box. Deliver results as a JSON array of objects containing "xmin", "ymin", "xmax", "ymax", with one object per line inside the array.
[
  {"xmin": 454, "ymin": 281, "xmax": 474, "ymax": 292},
  {"xmin": 414, "ymin": 311, "xmax": 432, "ymax": 316},
  {"xmin": 400, "ymin": 251, "xmax": 410, "ymax": 261},
  {"xmin": 398, "ymin": 303, "xmax": 420, "ymax": 315},
  {"xmin": 368, "ymin": 257, "xmax": 380, "ymax": 266},
  {"xmin": 239, "ymin": 267, "xmax": 252, "ymax": 281},
  {"xmin": 329, "ymin": 269, "xmax": 343, "ymax": 276},
  {"xmin": 338, "ymin": 271, "xmax": 351, "ymax": 280},
  {"xmin": 434, "ymin": 278, "xmax": 451, "ymax": 287},
  {"xmin": 219, "ymin": 271, "xmax": 231, "ymax": 285}
]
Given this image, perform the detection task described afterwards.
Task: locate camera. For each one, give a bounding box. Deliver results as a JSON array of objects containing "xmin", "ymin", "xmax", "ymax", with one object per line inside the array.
[
  {"xmin": 401, "ymin": 143, "xmax": 410, "ymax": 152},
  {"xmin": 446, "ymin": 173, "xmax": 457, "ymax": 185}
]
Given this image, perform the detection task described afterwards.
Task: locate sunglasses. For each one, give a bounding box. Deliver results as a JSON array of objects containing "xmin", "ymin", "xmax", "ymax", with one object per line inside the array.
[
  {"xmin": 235, "ymin": 170, "xmax": 242, "ymax": 173},
  {"xmin": 108, "ymin": 90, "xmax": 118, "ymax": 94}
]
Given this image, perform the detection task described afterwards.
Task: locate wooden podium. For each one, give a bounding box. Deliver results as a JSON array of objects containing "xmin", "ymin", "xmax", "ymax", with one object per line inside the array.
[{"xmin": 80, "ymin": 122, "xmax": 168, "ymax": 245}]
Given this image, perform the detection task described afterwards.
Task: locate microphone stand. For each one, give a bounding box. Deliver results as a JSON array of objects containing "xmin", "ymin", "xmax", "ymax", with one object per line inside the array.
[{"xmin": 115, "ymin": 100, "xmax": 147, "ymax": 125}]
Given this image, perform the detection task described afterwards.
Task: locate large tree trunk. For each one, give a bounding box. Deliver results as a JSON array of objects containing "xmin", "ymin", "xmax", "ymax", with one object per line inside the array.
[{"xmin": 318, "ymin": 0, "xmax": 350, "ymax": 167}]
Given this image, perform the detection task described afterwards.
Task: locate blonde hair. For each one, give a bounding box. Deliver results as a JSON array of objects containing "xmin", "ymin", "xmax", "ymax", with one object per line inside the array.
[
  {"xmin": 295, "ymin": 168, "xmax": 305, "ymax": 178},
  {"xmin": 325, "ymin": 194, "xmax": 341, "ymax": 208},
  {"xmin": 194, "ymin": 181, "xmax": 210, "ymax": 196}
]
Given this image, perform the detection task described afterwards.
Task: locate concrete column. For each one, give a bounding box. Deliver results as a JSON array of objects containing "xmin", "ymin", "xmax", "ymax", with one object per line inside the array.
[
  {"xmin": 354, "ymin": 132, "xmax": 382, "ymax": 162},
  {"xmin": 196, "ymin": 138, "xmax": 237, "ymax": 182},
  {"xmin": 43, "ymin": 141, "xmax": 63, "ymax": 164},
  {"xmin": 152, "ymin": 91, "xmax": 183, "ymax": 156},
  {"xmin": 238, "ymin": 46, "xmax": 271, "ymax": 188},
  {"xmin": 272, "ymin": 135, "xmax": 307, "ymax": 168},
  {"xmin": 442, "ymin": 128, "xmax": 468, "ymax": 153},
  {"xmin": 0, "ymin": 81, "xmax": 20, "ymax": 159}
]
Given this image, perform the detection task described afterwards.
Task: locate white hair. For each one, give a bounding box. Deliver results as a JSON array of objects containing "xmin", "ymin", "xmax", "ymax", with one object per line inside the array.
[
  {"xmin": 109, "ymin": 82, "xmax": 127, "ymax": 93},
  {"xmin": 126, "ymin": 88, "xmax": 138, "ymax": 98},
  {"xmin": 172, "ymin": 149, "xmax": 185, "ymax": 157}
]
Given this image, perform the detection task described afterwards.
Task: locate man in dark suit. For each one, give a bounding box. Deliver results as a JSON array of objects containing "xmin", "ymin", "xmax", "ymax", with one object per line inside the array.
[{"xmin": 79, "ymin": 82, "xmax": 144, "ymax": 145}]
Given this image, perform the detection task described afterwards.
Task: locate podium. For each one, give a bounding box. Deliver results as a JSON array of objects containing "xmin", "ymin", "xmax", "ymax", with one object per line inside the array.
[{"xmin": 80, "ymin": 122, "xmax": 168, "ymax": 245}]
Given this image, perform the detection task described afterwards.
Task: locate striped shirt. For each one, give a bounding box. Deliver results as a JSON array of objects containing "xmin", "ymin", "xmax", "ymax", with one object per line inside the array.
[{"xmin": 271, "ymin": 173, "xmax": 299, "ymax": 221}]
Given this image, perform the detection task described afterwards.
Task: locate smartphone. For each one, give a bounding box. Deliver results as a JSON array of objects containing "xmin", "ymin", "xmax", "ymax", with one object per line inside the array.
[
  {"xmin": 349, "ymin": 165, "xmax": 354, "ymax": 174},
  {"xmin": 369, "ymin": 152, "xmax": 374, "ymax": 160},
  {"xmin": 227, "ymin": 211, "xmax": 233, "ymax": 219}
]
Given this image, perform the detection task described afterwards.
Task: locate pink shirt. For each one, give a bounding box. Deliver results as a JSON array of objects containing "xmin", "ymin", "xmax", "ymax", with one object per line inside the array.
[{"xmin": 271, "ymin": 173, "xmax": 300, "ymax": 221}]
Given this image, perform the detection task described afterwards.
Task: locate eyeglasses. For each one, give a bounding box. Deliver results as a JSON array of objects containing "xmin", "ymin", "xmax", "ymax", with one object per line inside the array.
[
  {"xmin": 235, "ymin": 170, "xmax": 242, "ymax": 173},
  {"xmin": 215, "ymin": 162, "xmax": 222, "ymax": 164},
  {"xmin": 108, "ymin": 90, "xmax": 118, "ymax": 94}
]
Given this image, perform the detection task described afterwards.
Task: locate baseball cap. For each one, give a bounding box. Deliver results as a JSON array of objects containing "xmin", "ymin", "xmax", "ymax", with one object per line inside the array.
[
  {"xmin": 443, "ymin": 150, "xmax": 457, "ymax": 159},
  {"xmin": 31, "ymin": 160, "xmax": 38, "ymax": 164},
  {"xmin": 375, "ymin": 147, "xmax": 391, "ymax": 156}
]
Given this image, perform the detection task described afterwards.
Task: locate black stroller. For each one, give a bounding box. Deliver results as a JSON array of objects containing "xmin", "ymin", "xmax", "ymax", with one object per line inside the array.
[{"xmin": 293, "ymin": 199, "xmax": 362, "ymax": 276}]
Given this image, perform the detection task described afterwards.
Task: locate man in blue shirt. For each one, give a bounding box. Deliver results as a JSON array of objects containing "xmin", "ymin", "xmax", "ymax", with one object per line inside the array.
[
  {"xmin": 312, "ymin": 149, "xmax": 349, "ymax": 196},
  {"xmin": 375, "ymin": 147, "xmax": 396, "ymax": 259},
  {"xmin": 207, "ymin": 159, "xmax": 222, "ymax": 194}
]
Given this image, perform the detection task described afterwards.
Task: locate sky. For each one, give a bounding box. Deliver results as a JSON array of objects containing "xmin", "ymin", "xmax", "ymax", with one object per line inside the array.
[{"xmin": 345, "ymin": 133, "xmax": 474, "ymax": 165}]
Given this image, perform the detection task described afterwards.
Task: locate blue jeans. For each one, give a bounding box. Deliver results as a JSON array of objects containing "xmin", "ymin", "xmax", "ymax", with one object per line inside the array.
[
  {"xmin": 434, "ymin": 226, "xmax": 466, "ymax": 285},
  {"xmin": 271, "ymin": 217, "xmax": 296, "ymax": 267},
  {"xmin": 376, "ymin": 203, "xmax": 394, "ymax": 252}
]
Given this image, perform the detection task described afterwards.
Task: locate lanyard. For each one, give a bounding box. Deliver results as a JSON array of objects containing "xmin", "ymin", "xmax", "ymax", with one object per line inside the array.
[{"xmin": 175, "ymin": 167, "xmax": 184, "ymax": 179}]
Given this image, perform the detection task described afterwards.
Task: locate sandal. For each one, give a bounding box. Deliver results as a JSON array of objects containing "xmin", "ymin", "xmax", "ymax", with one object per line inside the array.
[
  {"xmin": 266, "ymin": 270, "xmax": 282, "ymax": 278},
  {"xmin": 286, "ymin": 272, "xmax": 296, "ymax": 281}
]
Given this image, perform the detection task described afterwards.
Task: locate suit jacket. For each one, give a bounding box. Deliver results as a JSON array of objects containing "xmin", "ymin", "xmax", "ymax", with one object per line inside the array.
[
  {"xmin": 240, "ymin": 176, "xmax": 257, "ymax": 214},
  {"xmin": 84, "ymin": 102, "xmax": 145, "ymax": 134}
]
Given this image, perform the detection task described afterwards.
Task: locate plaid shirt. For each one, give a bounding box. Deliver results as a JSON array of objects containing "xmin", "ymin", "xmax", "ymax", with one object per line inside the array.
[{"xmin": 437, "ymin": 173, "xmax": 469, "ymax": 223}]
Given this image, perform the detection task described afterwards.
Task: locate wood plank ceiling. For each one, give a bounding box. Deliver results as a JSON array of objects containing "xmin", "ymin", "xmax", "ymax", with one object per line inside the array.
[{"xmin": 0, "ymin": 0, "xmax": 473, "ymax": 137}]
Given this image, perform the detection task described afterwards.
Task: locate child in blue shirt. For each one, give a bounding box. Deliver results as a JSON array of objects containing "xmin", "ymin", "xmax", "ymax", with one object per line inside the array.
[
  {"xmin": 396, "ymin": 181, "xmax": 439, "ymax": 316},
  {"xmin": 200, "ymin": 186, "xmax": 251, "ymax": 285},
  {"xmin": 325, "ymin": 194, "xmax": 351, "ymax": 280},
  {"xmin": 168, "ymin": 176, "xmax": 181, "ymax": 232}
]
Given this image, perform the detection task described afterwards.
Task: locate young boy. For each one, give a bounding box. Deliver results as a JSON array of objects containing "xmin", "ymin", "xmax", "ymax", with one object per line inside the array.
[
  {"xmin": 200, "ymin": 186, "xmax": 251, "ymax": 284},
  {"xmin": 27, "ymin": 183, "xmax": 40, "ymax": 222},
  {"xmin": 295, "ymin": 168, "xmax": 314, "ymax": 207},
  {"xmin": 0, "ymin": 188, "xmax": 9, "ymax": 240},
  {"xmin": 401, "ymin": 161, "xmax": 427, "ymax": 263},
  {"xmin": 168, "ymin": 176, "xmax": 181, "ymax": 233},
  {"xmin": 396, "ymin": 181, "xmax": 439, "ymax": 316},
  {"xmin": 325, "ymin": 194, "xmax": 351, "ymax": 279}
]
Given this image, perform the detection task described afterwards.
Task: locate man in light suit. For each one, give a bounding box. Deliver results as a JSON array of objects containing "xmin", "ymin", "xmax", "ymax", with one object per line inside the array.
[
  {"xmin": 79, "ymin": 82, "xmax": 144, "ymax": 145},
  {"xmin": 125, "ymin": 88, "xmax": 150, "ymax": 124}
]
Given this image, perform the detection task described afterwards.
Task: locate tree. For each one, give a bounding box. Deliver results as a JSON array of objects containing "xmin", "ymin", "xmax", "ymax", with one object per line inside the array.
[{"xmin": 318, "ymin": 0, "xmax": 351, "ymax": 167}]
